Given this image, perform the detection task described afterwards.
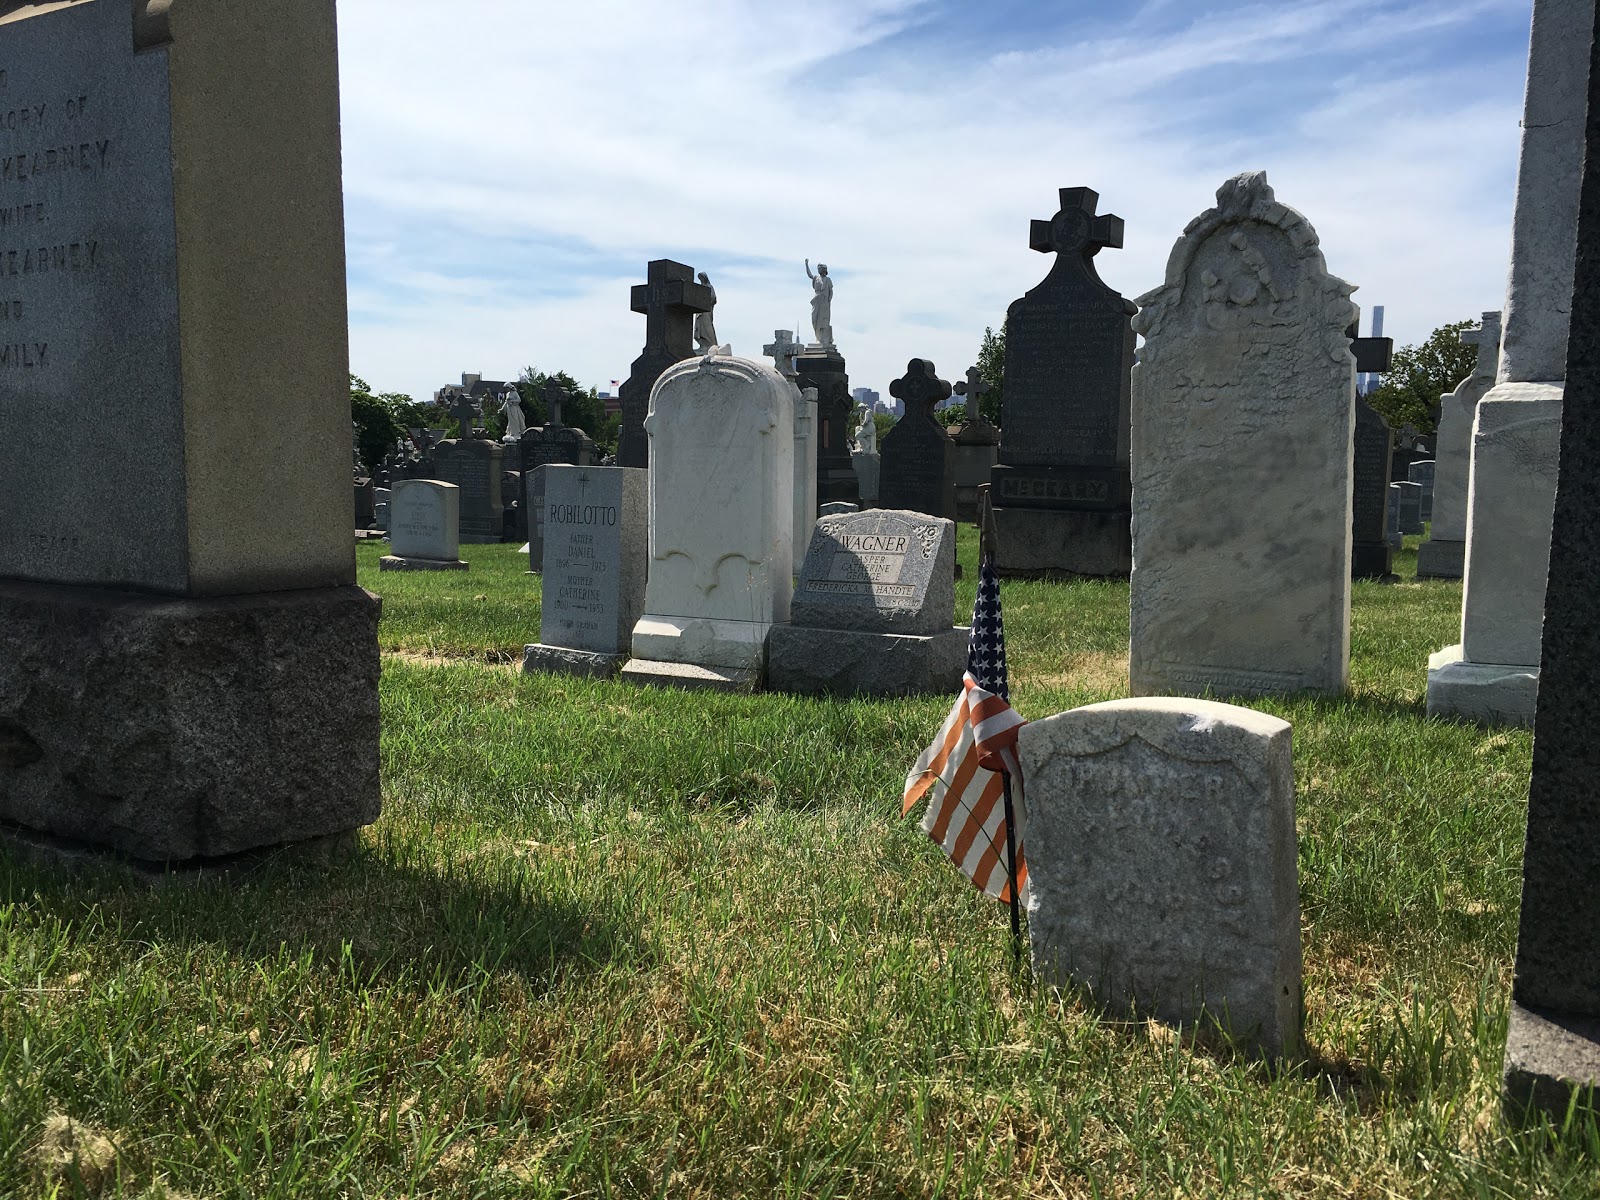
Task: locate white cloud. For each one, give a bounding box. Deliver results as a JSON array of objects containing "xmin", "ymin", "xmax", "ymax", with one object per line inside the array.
[{"xmin": 335, "ymin": 0, "xmax": 1531, "ymax": 404}]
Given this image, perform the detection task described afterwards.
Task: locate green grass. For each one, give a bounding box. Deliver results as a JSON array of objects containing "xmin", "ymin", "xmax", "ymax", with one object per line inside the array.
[{"xmin": 3, "ymin": 531, "xmax": 1594, "ymax": 1197}]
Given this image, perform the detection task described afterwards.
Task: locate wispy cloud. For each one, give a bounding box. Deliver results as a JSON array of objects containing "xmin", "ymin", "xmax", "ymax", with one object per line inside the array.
[{"xmin": 336, "ymin": 0, "xmax": 1533, "ymax": 402}]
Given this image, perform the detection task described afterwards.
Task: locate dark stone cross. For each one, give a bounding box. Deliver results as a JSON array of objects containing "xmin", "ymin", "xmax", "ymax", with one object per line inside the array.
[
  {"xmin": 890, "ymin": 358, "xmax": 953, "ymax": 418},
  {"xmin": 543, "ymin": 378, "xmax": 567, "ymax": 427},
  {"xmin": 444, "ymin": 389, "xmax": 480, "ymax": 439},
  {"xmin": 955, "ymin": 366, "xmax": 991, "ymax": 424},
  {"xmin": 1030, "ymin": 187, "xmax": 1124, "ymax": 265},
  {"xmin": 763, "ymin": 329, "xmax": 805, "ymax": 381},
  {"xmin": 631, "ymin": 259, "xmax": 714, "ymax": 358}
]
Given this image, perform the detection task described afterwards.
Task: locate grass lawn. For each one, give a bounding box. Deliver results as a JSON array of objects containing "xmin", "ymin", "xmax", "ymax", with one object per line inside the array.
[{"xmin": 3, "ymin": 530, "xmax": 1593, "ymax": 1197}]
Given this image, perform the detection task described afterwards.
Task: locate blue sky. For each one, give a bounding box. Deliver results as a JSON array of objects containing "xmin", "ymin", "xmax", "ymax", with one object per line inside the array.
[{"xmin": 337, "ymin": 0, "xmax": 1534, "ymax": 404}]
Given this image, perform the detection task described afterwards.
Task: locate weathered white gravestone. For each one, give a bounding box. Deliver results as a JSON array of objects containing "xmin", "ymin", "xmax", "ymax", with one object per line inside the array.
[
  {"xmin": 793, "ymin": 386, "xmax": 819, "ymax": 575},
  {"xmin": 381, "ymin": 480, "xmax": 467, "ymax": 571},
  {"xmin": 1129, "ymin": 171, "xmax": 1356, "ymax": 698},
  {"xmin": 1416, "ymin": 313, "xmax": 1500, "ymax": 579},
  {"xmin": 522, "ymin": 466, "xmax": 648, "ymax": 678},
  {"xmin": 621, "ymin": 354, "xmax": 795, "ymax": 691},
  {"xmin": 1427, "ymin": 0, "xmax": 1593, "ymax": 727},
  {"xmin": 1022, "ymin": 698, "xmax": 1302, "ymax": 1059},
  {"xmin": 0, "ymin": 0, "xmax": 379, "ymax": 862}
]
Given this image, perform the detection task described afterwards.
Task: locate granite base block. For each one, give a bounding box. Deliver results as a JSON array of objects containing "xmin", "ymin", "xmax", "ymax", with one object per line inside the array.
[
  {"xmin": 619, "ymin": 659, "xmax": 761, "ymax": 693},
  {"xmin": 768, "ymin": 625, "xmax": 970, "ymax": 697},
  {"xmin": 379, "ymin": 555, "xmax": 468, "ymax": 572},
  {"xmin": 521, "ymin": 644, "xmax": 628, "ymax": 679},
  {"xmin": 0, "ymin": 579, "xmax": 382, "ymax": 863},
  {"xmin": 1503, "ymin": 1003, "xmax": 1600, "ymax": 1127},
  {"xmin": 1415, "ymin": 538, "xmax": 1466, "ymax": 580},
  {"xmin": 1426, "ymin": 644, "xmax": 1539, "ymax": 728},
  {"xmin": 630, "ymin": 615, "xmax": 770, "ymax": 673},
  {"xmin": 1351, "ymin": 541, "xmax": 1396, "ymax": 582},
  {"xmin": 993, "ymin": 506, "xmax": 1131, "ymax": 579}
]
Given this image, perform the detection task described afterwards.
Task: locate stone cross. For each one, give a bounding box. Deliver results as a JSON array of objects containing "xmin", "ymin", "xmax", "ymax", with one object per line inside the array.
[
  {"xmin": 954, "ymin": 366, "xmax": 991, "ymax": 425},
  {"xmin": 543, "ymin": 378, "xmax": 567, "ymax": 427},
  {"xmin": 889, "ymin": 358, "xmax": 952, "ymax": 419},
  {"xmin": 443, "ymin": 389, "xmax": 479, "ymax": 438},
  {"xmin": 1030, "ymin": 187, "xmax": 1124, "ymax": 262},
  {"xmin": 1462, "ymin": 311, "xmax": 1503, "ymax": 379},
  {"xmin": 763, "ymin": 329, "xmax": 806, "ymax": 381},
  {"xmin": 630, "ymin": 259, "xmax": 714, "ymax": 358}
]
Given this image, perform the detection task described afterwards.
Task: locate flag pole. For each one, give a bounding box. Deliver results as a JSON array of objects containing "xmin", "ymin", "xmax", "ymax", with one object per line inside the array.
[{"xmin": 978, "ymin": 485, "xmax": 1024, "ymax": 972}]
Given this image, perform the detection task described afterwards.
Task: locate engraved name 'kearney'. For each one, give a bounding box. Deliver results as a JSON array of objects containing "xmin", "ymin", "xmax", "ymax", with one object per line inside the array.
[
  {"xmin": 2, "ymin": 139, "xmax": 111, "ymax": 184},
  {"xmin": 0, "ymin": 240, "xmax": 97, "ymax": 275}
]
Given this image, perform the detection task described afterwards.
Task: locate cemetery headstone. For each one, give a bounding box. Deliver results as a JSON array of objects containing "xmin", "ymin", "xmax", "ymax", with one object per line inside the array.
[
  {"xmin": 768, "ymin": 510, "xmax": 968, "ymax": 696},
  {"xmin": 374, "ymin": 487, "xmax": 391, "ymax": 533},
  {"xmin": 380, "ymin": 480, "xmax": 468, "ymax": 571},
  {"xmin": 952, "ymin": 366, "xmax": 1000, "ymax": 522},
  {"xmin": 851, "ymin": 404, "xmax": 881, "ymax": 505},
  {"xmin": 622, "ymin": 354, "xmax": 795, "ymax": 691},
  {"xmin": 1396, "ymin": 480, "xmax": 1424, "ymax": 535},
  {"xmin": 990, "ymin": 187, "xmax": 1137, "ymax": 578},
  {"xmin": 878, "ymin": 360, "xmax": 956, "ymax": 521},
  {"xmin": 1022, "ymin": 698, "xmax": 1302, "ymax": 1059},
  {"xmin": 501, "ymin": 469, "xmax": 525, "ymax": 542},
  {"xmin": 618, "ymin": 259, "xmax": 713, "ymax": 469},
  {"xmin": 1351, "ymin": 397, "xmax": 1396, "ymax": 580},
  {"xmin": 0, "ymin": 0, "xmax": 379, "ymax": 862},
  {"xmin": 793, "ymin": 387, "xmax": 820, "ymax": 574},
  {"xmin": 523, "ymin": 466, "xmax": 649, "ymax": 678},
  {"xmin": 1407, "ymin": 459, "xmax": 1436, "ymax": 522},
  {"xmin": 1387, "ymin": 485, "xmax": 1404, "ymax": 550},
  {"xmin": 1129, "ymin": 172, "xmax": 1356, "ymax": 698},
  {"xmin": 1417, "ymin": 313, "xmax": 1501, "ymax": 578},
  {"xmin": 1502, "ymin": 44, "xmax": 1600, "ymax": 1117},
  {"xmin": 431, "ymin": 437, "xmax": 505, "ymax": 543},
  {"xmin": 794, "ymin": 334, "xmax": 860, "ymax": 507},
  {"xmin": 1427, "ymin": 0, "xmax": 1592, "ymax": 728},
  {"xmin": 518, "ymin": 380, "xmax": 598, "ymax": 563}
]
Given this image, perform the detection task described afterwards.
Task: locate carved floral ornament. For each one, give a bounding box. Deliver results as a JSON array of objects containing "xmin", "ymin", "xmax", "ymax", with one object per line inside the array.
[{"xmin": 1132, "ymin": 171, "xmax": 1357, "ymax": 369}]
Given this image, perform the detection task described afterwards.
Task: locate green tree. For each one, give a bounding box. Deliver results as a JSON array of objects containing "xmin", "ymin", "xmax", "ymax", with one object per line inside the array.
[
  {"xmin": 350, "ymin": 374, "xmax": 426, "ymax": 474},
  {"xmin": 935, "ymin": 405, "xmax": 965, "ymax": 429},
  {"xmin": 974, "ymin": 322, "xmax": 1005, "ymax": 427},
  {"xmin": 517, "ymin": 366, "xmax": 620, "ymax": 454},
  {"xmin": 1364, "ymin": 319, "xmax": 1478, "ymax": 436}
]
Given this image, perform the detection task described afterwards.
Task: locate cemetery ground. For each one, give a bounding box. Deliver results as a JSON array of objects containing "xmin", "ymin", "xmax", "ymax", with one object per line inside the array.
[{"xmin": 2, "ymin": 533, "xmax": 1594, "ymax": 1199}]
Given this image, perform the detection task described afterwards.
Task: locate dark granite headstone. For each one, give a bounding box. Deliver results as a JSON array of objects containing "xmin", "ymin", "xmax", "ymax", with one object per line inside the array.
[
  {"xmin": 1396, "ymin": 481, "xmax": 1424, "ymax": 535},
  {"xmin": 1351, "ymin": 397, "xmax": 1395, "ymax": 580},
  {"xmin": 796, "ymin": 347, "xmax": 861, "ymax": 506},
  {"xmin": 431, "ymin": 438, "xmax": 505, "ymax": 543},
  {"xmin": 1407, "ymin": 459, "xmax": 1436, "ymax": 522},
  {"xmin": 501, "ymin": 470, "xmax": 525, "ymax": 542},
  {"xmin": 879, "ymin": 360, "xmax": 956, "ymax": 521},
  {"xmin": 1502, "ymin": 27, "xmax": 1600, "ymax": 1125},
  {"xmin": 991, "ymin": 187, "xmax": 1137, "ymax": 578},
  {"xmin": 618, "ymin": 259, "xmax": 713, "ymax": 469}
]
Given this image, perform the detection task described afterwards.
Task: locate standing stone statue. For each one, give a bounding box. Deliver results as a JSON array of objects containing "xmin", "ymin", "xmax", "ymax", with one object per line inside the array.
[
  {"xmin": 805, "ymin": 259, "xmax": 834, "ymax": 347},
  {"xmin": 855, "ymin": 405, "xmax": 877, "ymax": 455},
  {"xmin": 499, "ymin": 384, "xmax": 527, "ymax": 442},
  {"xmin": 693, "ymin": 272, "xmax": 719, "ymax": 354}
]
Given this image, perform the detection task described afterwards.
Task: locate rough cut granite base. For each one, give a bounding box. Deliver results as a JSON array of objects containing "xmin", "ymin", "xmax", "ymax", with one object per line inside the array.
[
  {"xmin": 521, "ymin": 644, "xmax": 628, "ymax": 679},
  {"xmin": 1415, "ymin": 538, "xmax": 1465, "ymax": 580},
  {"xmin": 992, "ymin": 507, "xmax": 1132, "ymax": 579},
  {"xmin": 0, "ymin": 579, "xmax": 382, "ymax": 863},
  {"xmin": 619, "ymin": 660, "xmax": 761, "ymax": 693},
  {"xmin": 768, "ymin": 625, "xmax": 969, "ymax": 697},
  {"xmin": 630, "ymin": 615, "xmax": 770, "ymax": 675},
  {"xmin": 1503, "ymin": 1004, "xmax": 1600, "ymax": 1126},
  {"xmin": 379, "ymin": 555, "xmax": 468, "ymax": 572},
  {"xmin": 1426, "ymin": 644, "xmax": 1539, "ymax": 728}
]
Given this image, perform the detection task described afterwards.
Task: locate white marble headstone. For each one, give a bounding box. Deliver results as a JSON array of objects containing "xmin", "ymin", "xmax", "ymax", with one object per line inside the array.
[
  {"xmin": 1129, "ymin": 172, "xmax": 1355, "ymax": 698},
  {"xmin": 388, "ymin": 480, "xmax": 460, "ymax": 563}
]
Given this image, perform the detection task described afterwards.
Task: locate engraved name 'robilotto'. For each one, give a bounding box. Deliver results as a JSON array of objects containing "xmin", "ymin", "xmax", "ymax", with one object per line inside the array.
[{"xmin": 547, "ymin": 503, "xmax": 619, "ymax": 527}]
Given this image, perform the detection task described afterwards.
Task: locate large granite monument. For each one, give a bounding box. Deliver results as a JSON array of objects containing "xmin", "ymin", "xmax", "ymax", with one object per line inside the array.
[
  {"xmin": 1502, "ymin": 23, "xmax": 1600, "ymax": 1120},
  {"xmin": 1427, "ymin": 0, "xmax": 1593, "ymax": 727},
  {"xmin": 990, "ymin": 187, "xmax": 1137, "ymax": 578},
  {"xmin": 618, "ymin": 259, "xmax": 712, "ymax": 469},
  {"xmin": 0, "ymin": 0, "xmax": 379, "ymax": 863}
]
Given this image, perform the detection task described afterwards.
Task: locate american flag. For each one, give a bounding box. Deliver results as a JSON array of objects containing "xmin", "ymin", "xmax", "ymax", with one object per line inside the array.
[{"xmin": 901, "ymin": 556, "xmax": 1027, "ymax": 902}]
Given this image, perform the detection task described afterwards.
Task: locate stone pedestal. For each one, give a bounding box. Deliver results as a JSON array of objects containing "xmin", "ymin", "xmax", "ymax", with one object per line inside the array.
[
  {"xmin": 797, "ymin": 347, "xmax": 860, "ymax": 506},
  {"xmin": 1426, "ymin": 386, "xmax": 1563, "ymax": 728},
  {"xmin": 852, "ymin": 450, "xmax": 880, "ymax": 506},
  {"xmin": 952, "ymin": 422, "xmax": 1000, "ymax": 523},
  {"xmin": 991, "ymin": 468, "xmax": 1132, "ymax": 578},
  {"xmin": 0, "ymin": 580, "xmax": 381, "ymax": 864},
  {"xmin": 768, "ymin": 625, "xmax": 968, "ymax": 696}
]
